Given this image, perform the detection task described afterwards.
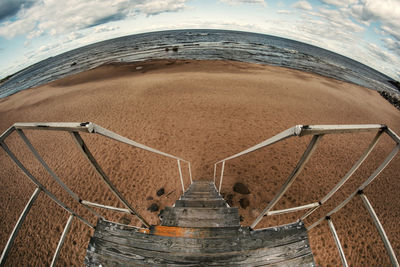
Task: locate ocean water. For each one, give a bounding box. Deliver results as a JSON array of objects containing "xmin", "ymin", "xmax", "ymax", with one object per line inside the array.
[{"xmin": 0, "ymin": 29, "xmax": 398, "ymax": 98}]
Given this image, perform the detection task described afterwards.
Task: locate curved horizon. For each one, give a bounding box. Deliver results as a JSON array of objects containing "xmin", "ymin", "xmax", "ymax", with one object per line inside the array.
[{"xmin": 0, "ymin": 0, "xmax": 399, "ymax": 80}]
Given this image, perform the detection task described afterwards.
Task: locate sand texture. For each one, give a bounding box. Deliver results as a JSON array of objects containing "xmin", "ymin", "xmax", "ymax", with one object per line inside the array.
[{"xmin": 0, "ymin": 59, "xmax": 399, "ymax": 266}]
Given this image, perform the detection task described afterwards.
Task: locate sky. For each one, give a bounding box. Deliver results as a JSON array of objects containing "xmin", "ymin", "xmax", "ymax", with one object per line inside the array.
[{"xmin": 0, "ymin": 0, "xmax": 399, "ymax": 80}]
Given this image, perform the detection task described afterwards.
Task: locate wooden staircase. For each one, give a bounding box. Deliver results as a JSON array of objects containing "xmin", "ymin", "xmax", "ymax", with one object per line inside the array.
[
  {"xmin": 160, "ymin": 181, "xmax": 240, "ymax": 228},
  {"xmin": 85, "ymin": 181, "xmax": 315, "ymax": 266}
]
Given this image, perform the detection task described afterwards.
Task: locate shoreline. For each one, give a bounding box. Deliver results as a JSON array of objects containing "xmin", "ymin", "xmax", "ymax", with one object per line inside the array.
[
  {"xmin": 1, "ymin": 59, "xmax": 400, "ymax": 111},
  {"xmin": 1, "ymin": 59, "xmax": 399, "ymax": 266}
]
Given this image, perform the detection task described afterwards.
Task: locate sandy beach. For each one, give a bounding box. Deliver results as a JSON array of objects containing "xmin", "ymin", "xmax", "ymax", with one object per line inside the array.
[{"xmin": 0, "ymin": 59, "xmax": 399, "ymax": 266}]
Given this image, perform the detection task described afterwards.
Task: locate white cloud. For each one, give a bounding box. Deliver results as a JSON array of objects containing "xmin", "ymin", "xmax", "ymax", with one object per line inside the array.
[
  {"xmin": 317, "ymin": 0, "xmax": 400, "ymax": 48},
  {"xmin": 136, "ymin": 0, "xmax": 186, "ymax": 16},
  {"xmin": 39, "ymin": 43, "xmax": 58, "ymax": 52},
  {"xmin": 382, "ymin": 37, "xmax": 400, "ymax": 57},
  {"xmin": 0, "ymin": 0, "xmax": 189, "ymax": 39},
  {"xmin": 0, "ymin": 16, "xmax": 35, "ymax": 39},
  {"xmin": 66, "ymin": 32, "xmax": 84, "ymax": 42},
  {"xmin": 264, "ymin": 5, "xmax": 400, "ymax": 80},
  {"xmin": 219, "ymin": 0, "xmax": 267, "ymax": 7},
  {"xmin": 277, "ymin": 9, "xmax": 291, "ymax": 14},
  {"xmin": 94, "ymin": 25, "xmax": 120, "ymax": 33},
  {"xmin": 292, "ymin": 1, "xmax": 312, "ymax": 10},
  {"xmin": 319, "ymin": 0, "xmax": 358, "ymax": 7}
]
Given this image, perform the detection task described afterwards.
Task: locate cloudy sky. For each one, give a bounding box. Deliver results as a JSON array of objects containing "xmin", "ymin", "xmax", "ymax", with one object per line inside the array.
[{"xmin": 0, "ymin": 0, "xmax": 399, "ymax": 80}]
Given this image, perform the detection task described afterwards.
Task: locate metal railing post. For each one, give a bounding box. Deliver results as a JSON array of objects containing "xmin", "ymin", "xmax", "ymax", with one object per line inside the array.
[
  {"xmin": 267, "ymin": 202, "xmax": 319, "ymax": 216},
  {"xmin": 50, "ymin": 214, "xmax": 74, "ymax": 267},
  {"xmin": 213, "ymin": 163, "xmax": 217, "ymax": 184},
  {"xmin": 0, "ymin": 187, "xmax": 41, "ymax": 265},
  {"xmin": 177, "ymin": 159, "xmax": 185, "ymax": 193},
  {"xmin": 251, "ymin": 134, "xmax": 322, "ymax": 229},
  {"xmin": 308, "ymin": 144, "xmax": 399, "ymax": 230},
  {"xmin": 70, "ymin": 132, "xmax": 150, "ymax": 228},
  {"xmin": 218, "ymin": 161, "xmax": 226, "ymax": 193},
  {"xmin": 0, "ymin": 141, "xmax": 94, "ymax": 229},
  {"xmin": 300, "ymin": 130, "xmax": 384, "ymax": 221},
  {"xmin": 187, "ymin": 161, "xmax": 193, "ymax": 184},
  {"xmin": 359, "ymin": 193, "xmax": 399, "ymax": 267},
  {"xmin": 327, "ymin": 217, "xmax": 349, "ymax": 267},
  {"xmin": 16, "ymin": 129, "xmax": 102, "ymax": 219}
]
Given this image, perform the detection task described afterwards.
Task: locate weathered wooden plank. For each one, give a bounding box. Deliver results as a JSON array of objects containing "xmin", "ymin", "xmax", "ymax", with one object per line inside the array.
[
  {"xmin": 87, "ymin": 236, "xmax": 312, "ymax": 266},
  {"xmin": 175, "ymin": 199, "xmax": 228, "ymax": 208},
  {"xmin": 94, "ymin": 228, "xmax": 308, "ymax": 254},
  {"xmin": 179, "ymin": 197, "xmax": 223, "ymax": 201},
  {"xmin": 162, "ymin": 207, "xmax": 238, "ymax": 215},
  {"xmin": 94, "ymin": 220, "xmax": 309, "ymax": 253},
  {"xmin": 160, "ymin": 207, "xmax": 240, "ymax": 227},
  {"xmin": 86, "ymin": 250, "xmax": 314, "ymax": 267},
  {"xmin": 183, "ymin": 191, "xmax": 220, "ymax": 196},
  {"xmin": 85, "ymin": 181, "xmax": 315, "ymax": 266}
]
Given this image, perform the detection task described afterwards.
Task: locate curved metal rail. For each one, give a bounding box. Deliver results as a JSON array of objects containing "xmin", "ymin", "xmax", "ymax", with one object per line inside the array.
[
  {"xmin": 214, "ymin": 124, "xmax": 399, "ymax": 266},
  {"xmin": 0, "ymin": 122, "xmax": 192, "ymax": 266}
]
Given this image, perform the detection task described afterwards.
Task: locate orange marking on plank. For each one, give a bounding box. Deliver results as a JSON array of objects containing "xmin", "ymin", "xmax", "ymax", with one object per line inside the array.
[
  {"xmin": 138, "ymin": 228, "xmax": 150, "ymax": 234},
  {"xmin": 150, "ymin": 226, "xmax": 209, "ymax": 238}
]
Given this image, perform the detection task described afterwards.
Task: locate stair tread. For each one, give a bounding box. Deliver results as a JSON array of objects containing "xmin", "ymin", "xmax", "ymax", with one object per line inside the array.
[
  {"xmin": 175, "ymin": 199, "xmax": 228, "ymax": 207},
  {"xmin": 85, "ymin": 181, "xmax": 315, "ymax": 266},
  {"xmin": 86, "ymin": 219, "xmax": 314, "ymax": 266}
]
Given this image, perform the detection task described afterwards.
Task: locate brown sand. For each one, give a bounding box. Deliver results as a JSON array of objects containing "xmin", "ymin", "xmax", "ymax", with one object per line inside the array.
[{"xmin": 0, "ymin": 59, "xmax": 399, "ymax": 266}]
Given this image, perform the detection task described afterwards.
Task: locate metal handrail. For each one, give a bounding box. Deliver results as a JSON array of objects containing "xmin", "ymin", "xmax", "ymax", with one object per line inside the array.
[
  {"xmin": 213, "ymin": 124, "xmax": 399, "ymax": 266},
  {"xmin": 0, "ymin": 122, "xmax": 192, "ymax": 266}
]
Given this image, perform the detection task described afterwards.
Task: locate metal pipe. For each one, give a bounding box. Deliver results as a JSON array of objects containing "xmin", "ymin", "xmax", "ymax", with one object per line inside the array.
[
  {"xmin": 385, "ymin": 127, "xmax": 400, "ymax": 144},
  {"xmin": 13, "ymin": 122, "xmax": 92, "ymax": 133},
  {"xmin": 0, "ymin": 187, "xmax": 41, "ymax": 265},
  {"xmin": 216, "ymin": 126, "xmax": 301, "ymax": 164},
  {"xmin": 50, "ymin": 215, "xmax": 74, "ymax": 267},
  {"xmin": 218, "ymin": 161, "xmax": 226, "ymax": 193},
  {"xmin": 267, "ymin": 202, "xmax": 319, "ymax": 216},
  {"xmin": 300, "ymin": 204, "xmax": 321, "ymax": 222},
  {"xmin": 91, "ymin": 124, "xmax": 184, "ymax": 161},
  {"xmin": 358, "ymin": 144, "xmax": 399, "ymax": 191},
  {"xmin": 327, "ymin": 217, "xmax": 349, "ymax": 267},
  {"xmin": 214, "ymin": 124, "xmax": 384, "ymax": 165},
  {"xmin": 177, "ymin": 159, "xmax": 185, "ymax": 193},
  {"xmin": 213, "ymin": 163, "xmax": 217, "ymax": 183},
  {"xmin": 301, "ymin": 130, "xmax": 383, "ymax": 221},
  {"xmin": 11, "ymin": 121, "xmax": 192, "ymax": 167},
  {"xmin": 251, "ymin": 134, "xmax": 323, "ymax": 229},
  {"xmin": 299, "ymin": 124, "xmax": 385, "ymax": 137},
  {"xmin": 0, "ymin": 142, "xmax": 94, "ymax": 229},
  {"xmin": 321, "ymin": 130, "xmax": 383, "ymax": 204},
  {"xmin": 70, "ymin": 132, "xmax": 150, "ymax": 228},
  {"xmin": 359, "ymin": 193, "xmax": 399, "ymax": 267},
  {"xmin": 81, "ymin": 200, "xmax": 130, "ymax": 213},
  {"xmin": 0, "ymin": 126, "xmax": 14, "ymax": 143},
  {"xmin": 187, "ymin": 161, "xmax": 193, "ymax": 184},
  {"xmin": 16, "ymin": 129, "xmax": 102, "ymax": 219},
  {"xmin": 308, "ymin": 144, "xmax": 399, "ymax": 230}
]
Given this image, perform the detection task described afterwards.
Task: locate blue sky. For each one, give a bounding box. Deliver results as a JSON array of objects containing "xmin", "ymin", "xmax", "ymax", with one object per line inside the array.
[{"xmin": 0, "ymin": 0, "xmax": 399, "ymax": 80}]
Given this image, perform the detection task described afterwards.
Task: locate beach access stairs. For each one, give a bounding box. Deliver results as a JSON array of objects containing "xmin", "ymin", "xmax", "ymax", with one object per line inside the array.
[
  {"xmin": 1, "ymin": 122, "xmax": 399, "ymax": 266},
  {"xmin": 86, "ymin": 180, "xmax": 314, "ymax": 266}
]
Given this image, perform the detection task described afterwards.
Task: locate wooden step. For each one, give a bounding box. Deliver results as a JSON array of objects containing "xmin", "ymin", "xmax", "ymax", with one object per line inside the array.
[
  {"xmin": 182, "ymin": 192, "xmax": 220, "ymax": 199},
  {"xmin": 85, "ymin": 181, "xmax": 315, "ymax": 265},
  {"xmin": 175, "ymin": 199, "xmax": 228, "ymax": 208},
  {"xmin": 85, "ymin": 219, "xmax": 315, "ymax": 266},
  {"xmin": 160, "ymin": 207, "xmax": 240, "ymax": 227}
]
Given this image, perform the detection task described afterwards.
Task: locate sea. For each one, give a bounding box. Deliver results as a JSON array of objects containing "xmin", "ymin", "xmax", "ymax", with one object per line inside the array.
[{"xmin": 0, "ymin": 29, "xmax": 398, "ymax": 98}]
